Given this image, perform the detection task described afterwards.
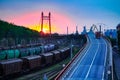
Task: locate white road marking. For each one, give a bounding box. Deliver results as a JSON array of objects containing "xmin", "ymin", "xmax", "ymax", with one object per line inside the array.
[
  {"xmin": 67, "ymin": 36, "xmax": 92, "ymax": 78},
  {"xmin": 61, "ymin": 35, "xmax": 108, "ymax": 80},
  {"xmin": 62, "ymin": 42, "xmax": 90, "ymax": 78},
  {"xmin": 84, "ymin": 40, "xmax": 100, "ymax": 80},
  {"xmin": 102, "ymin": 38, "xmax": 107, "ymax": 80}
]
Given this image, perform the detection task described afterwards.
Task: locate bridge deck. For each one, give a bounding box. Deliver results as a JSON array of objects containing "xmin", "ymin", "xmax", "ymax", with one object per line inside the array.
[{"xmin": 57, "ymin": 34, "xmax": 108, "ymax": 80}]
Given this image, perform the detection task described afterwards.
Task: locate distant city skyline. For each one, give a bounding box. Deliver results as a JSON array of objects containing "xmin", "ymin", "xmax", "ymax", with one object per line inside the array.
[{"xmin": 0, "ymin": 0, "xmax": 120, "ymax": 34}]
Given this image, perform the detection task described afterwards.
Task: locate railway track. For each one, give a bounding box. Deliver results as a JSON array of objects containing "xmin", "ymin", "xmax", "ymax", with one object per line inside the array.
[{"xmin": 18, "ymin": 67, "xmax": 62, "ymax": 80}]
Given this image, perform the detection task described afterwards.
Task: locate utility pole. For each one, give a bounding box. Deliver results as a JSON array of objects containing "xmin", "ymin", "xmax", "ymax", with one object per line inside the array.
[
  {"xmin": 67, "ymin": 26, "xmax": 68, "ymax": 35},
  {"xmin": 70, "ymin": 40, "xmax": 73, "ymax": 59}
]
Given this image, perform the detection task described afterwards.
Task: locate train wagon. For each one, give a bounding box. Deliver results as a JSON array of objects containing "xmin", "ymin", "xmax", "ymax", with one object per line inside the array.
[
  {"xmin": 63, "ymin": 47, "xmax": 70, "ymax": 58},
  {"xmin": 21, "ymin": 55, "xmax": 41, "ymax": 70},
  {"xmin": 0, "ymin": 50, "xmax": 7, "ymax": 60},
  {"xmin": 43, "ymin": 44, "xmax": 58, "ymax": 53},
  {"xmin": 44, "ymin": 45, "xmax": 50, "ymax": 52},
  {"xmin": 57, "ymin": 47, "xmax": 70, "ymax": 59},
  {"xmin": 41, "ymin": 53, "xmax": 53, "ymax": 66},
  {"xmin": 28, "ymin": 46, "xmax": 42, "ymax": 55},
  {"xmin": 34, "ymin": 46, "xmax": 42, "ymax": 55},
  {"xmin": 47, "ymin": 44, "xmax": 55, "ymax": 51},
  {"xmin": 19, "ymin": 48, "xmax": 29, "ymax": 57},
  {"xmin": 0, "ymin": 49, "xmax": 20, "ymax": 60},
  {"xmin": 57, "ymin": 49, "xmax": 66, "ymax": 59},
  {"xmin": 6, "ymin": 49, "xmax": 20, "ymax": 59},
  {"xmin": 0, "ymin": 59, "xmax": 22, "ymax": 76},
  {"xmin": 27, "ymin": 47, "xmax": 36, "ymax": 56},
  {"xmin": 51, "ymin": 50, "xmax": 61, "ymax": 63}
]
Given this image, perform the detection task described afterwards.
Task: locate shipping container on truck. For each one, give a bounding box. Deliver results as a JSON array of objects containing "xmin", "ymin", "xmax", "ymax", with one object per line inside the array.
[{"xmin": 95, "ymin": 32, "xmax": 101, "ymax": 39}]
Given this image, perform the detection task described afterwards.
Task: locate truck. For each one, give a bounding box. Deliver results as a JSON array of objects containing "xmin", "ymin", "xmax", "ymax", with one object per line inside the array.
[{"xmin": 95, "ymin": 32, "xmax": 101, "ymax": 39}]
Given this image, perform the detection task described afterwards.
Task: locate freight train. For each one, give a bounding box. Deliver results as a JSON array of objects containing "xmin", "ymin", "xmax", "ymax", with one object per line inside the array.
[
  {"xmin": 0, "ymin": 47, "xmax": 70, "ymax": 79},
  {"xmin": 0, "ymin": 44, "xmax": 58, "ymax": 60}
]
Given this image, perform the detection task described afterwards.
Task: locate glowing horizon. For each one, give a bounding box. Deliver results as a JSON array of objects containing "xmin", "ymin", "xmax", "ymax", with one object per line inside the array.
[{"xmin": 3, "ymin": 11, "xmax": 77, "ymax": 34}]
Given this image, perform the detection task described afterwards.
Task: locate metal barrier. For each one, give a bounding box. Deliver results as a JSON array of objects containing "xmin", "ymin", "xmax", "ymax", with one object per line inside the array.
[
  {"xmin": 55, "ymin": 36, "xmax": 113, "ymax": 80},
  {"xmin": 104, "ymin": 37, "xmax": 113, "ymax": 80},
  {"xmin": 55, "ymin": 35, "xmax": 90, "ymax": 80}
]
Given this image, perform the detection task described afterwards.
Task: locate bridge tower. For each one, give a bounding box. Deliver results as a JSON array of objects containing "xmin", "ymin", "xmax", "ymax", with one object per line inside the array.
[{"xmin": 40, "ymin": 12, "xmax": 51, "ymax": 36}]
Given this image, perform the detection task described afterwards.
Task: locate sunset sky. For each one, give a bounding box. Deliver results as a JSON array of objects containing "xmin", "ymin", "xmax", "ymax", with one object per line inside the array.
[{"xmin": 0, "ymin": 0, "xmax": 120, "ymax": 34}]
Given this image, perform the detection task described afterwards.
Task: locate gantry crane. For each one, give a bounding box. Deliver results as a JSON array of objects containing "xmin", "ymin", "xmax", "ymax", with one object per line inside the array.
[{"xmin": 91, "ymin": 24, "xmax": 102, "ymax": 39}]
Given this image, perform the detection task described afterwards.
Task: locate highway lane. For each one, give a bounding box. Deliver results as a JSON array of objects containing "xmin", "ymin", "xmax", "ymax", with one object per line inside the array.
[{"xmin": 61, "ymin": 33, "xmax": 107, "ymax": 80}]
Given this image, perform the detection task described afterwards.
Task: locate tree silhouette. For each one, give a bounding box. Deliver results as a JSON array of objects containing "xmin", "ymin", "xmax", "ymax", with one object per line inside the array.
[
  {"xmin": 117, "ymin": 23, "xmax": 120, "ymax": 51},
  {"xmin": 0, "ymin": 20, "xmax": 40, "ymax": 47}
]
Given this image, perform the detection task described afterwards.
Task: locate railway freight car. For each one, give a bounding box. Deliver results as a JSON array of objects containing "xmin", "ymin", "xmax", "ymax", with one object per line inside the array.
[
  {"xmin": 0, "ymin": 59, "xmax": 22, "ymax": 76},
  {"xmin": 27, "ymin": 46, "xmax": 42, "ymax": 55},
  {"xmin": 51, "ymin": 50, "xmax": 61, "ymax": 63},
  {"xmin": 0, "ymin": 44, "xmax": 57, "ymax": 60},
  {"xmin": 6, "ymin": 49, "xmax": 20, "ymax": 59},
  {"xmin": 40, "ymin": 53, "xmax": 53, "ymax": 67},
  {"xmin": 63, "ymin": 47, "xmax": 71, "ymax": 58},
  {"xmin": 57, "ymin": 49, "xmax": 66, "ymax": 59},
  {"xmin": 57, "ymin": 47, "xmax": 70, "ymax": 59},
  {"xmin": 34, "ymin": 46, "xmax": 42, "ymax": 55},
  {"xmin": 19, "ymin": 48, "xmax": 29, "ymax": 57},
  {"xmin": 0, "ymin": 49, "xmax": 6, "ymax": 60},
  {"xmin": 0, "ymin": 47, "xmax": 71, "ymax": 79},
  {"xmin": 43, "ymin": 44, "xmax": 57, "ymax": 52},
  {"xmin": 21, "ymin": 55, "xmax": 41, "ymax": 71},
  {"xmin": 0, "ymin": 49, "xmax": 20, "ymax": 60}
]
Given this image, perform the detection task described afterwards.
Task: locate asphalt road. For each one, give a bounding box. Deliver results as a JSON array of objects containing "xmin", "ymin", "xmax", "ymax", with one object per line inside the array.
[{"xmin": 61, "ymin": 33, "xmax": 107, "ymax": 80}]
